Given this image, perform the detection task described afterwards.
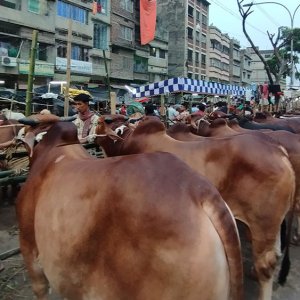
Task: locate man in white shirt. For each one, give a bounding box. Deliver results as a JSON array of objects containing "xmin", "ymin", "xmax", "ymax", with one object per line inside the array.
[
  {"xmin": 167, "ymin": 103, "xmax": 179, "ymax": 124},
  {"xmin": 72, "ymin": 93, "xmax": 99, "ymax": 144}
]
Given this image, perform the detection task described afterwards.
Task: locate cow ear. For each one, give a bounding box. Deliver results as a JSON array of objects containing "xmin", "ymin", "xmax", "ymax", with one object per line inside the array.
[{"xmin": 23, "ymin": 131, "xmax": 36, "ymax": 158}]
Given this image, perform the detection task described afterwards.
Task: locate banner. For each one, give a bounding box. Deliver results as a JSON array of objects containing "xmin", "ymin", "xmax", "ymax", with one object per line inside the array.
[{"xmin": 140, "ymin": 0, "xmax": 157, "ymax": 45}]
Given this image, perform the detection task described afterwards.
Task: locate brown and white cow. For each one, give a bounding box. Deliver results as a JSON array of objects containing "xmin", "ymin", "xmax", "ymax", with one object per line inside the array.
[
  {"xmin": 16, "ymin": 116, "xmax": 243, "ymax": 300},
  {"xmin": 95, "ymin": 116, "xmax": 296, "ymax": 300}
]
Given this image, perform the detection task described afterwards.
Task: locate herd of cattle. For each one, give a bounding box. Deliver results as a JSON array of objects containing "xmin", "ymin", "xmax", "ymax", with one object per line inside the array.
[{"xmin": 1, "ymin": 110, "xmax": 300, "ymax": 300}]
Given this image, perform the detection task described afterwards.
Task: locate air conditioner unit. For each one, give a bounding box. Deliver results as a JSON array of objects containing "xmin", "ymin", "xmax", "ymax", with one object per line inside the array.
[{"xmin": 1, "ymin": 56, "xmax": 17, "ymax": 67}]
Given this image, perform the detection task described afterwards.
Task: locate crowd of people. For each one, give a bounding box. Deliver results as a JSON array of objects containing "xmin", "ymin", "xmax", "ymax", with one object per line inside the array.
[{"xmin": 49, "ymin": 93, "xmax": 265, "ymax": 146}]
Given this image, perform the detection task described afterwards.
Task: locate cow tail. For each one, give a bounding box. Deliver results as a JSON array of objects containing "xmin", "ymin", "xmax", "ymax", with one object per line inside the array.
[
  {"xmin": 278, "ymin": 210, "xmax": 295, "ymax": 285},
  {"xmin": 202, "ymin": 196, "xmax": 244, "ymax": 300},
  {"xmin": 278, "ymin": 154, "xmax": 296, "ymax": 285}
]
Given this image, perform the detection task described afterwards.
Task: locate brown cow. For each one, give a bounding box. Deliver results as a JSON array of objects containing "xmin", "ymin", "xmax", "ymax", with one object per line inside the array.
[
  {"xmin": 95, "ymin": 116, "xmax": 296, "ymax": 300},
  {"xmin": 254, "ymin": 112, "xmax": 300, "ymax": 133},
  {"xmin": 227, "ymin": 119, "xmax": 300, "ymax": 245},
  {"xmin": 16, "ymin": 116, "xmax": 243, "ymax": 300}
]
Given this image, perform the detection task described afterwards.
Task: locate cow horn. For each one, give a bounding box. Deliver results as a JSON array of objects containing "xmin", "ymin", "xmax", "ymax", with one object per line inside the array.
[
  {"xmin": 59, "ymin": 116, "xmax": 77, "ymax": 122},
  {"xmin": 18, "ymin": 118, "xmax": 40, "ymax": 126}
]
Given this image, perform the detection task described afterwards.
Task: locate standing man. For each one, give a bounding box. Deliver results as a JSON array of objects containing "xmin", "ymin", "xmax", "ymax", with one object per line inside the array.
[
  {"xmin": 167, "ymin": 103, "xmax": 179, "ymax": 124},
  {"xmin": 73, "ymin": 93, "xmax": 98, "ymax": 143}
]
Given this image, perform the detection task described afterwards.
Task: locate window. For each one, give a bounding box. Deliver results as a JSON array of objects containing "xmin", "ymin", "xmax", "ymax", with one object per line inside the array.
[
  {"xmin": 120, "ymin": 25, "xmax": 132, "ymax": 41},
  {"xmin": 150, "ymin": 47, "xmax": 156, "ymax": 57},
  {"xmin": 94, "ymin": 22, "xmax": 108, "ymax": 50},
  {"xmin": 187, "ymin": 27, "xmax": 193, "ymax": 39},
  {"xmin": 71, "ymin": 45, "xmax": 89, "ymax": 61},
  {"xmin": 28, "ymin": 0, "xmax": 39, "ymax": 13},
  {"xmin": 196, "ymin": 11, "xmax": 200, "ymax": 21},
  {"xmin": 188, "ymin": 49, "xmax": 193, "ymax": 62},
  {"xmin": 1, "ymin": 0, "xmax": 21, "ymax": 9},
  {"xmin": 188, "ymin": 6, "xmax": 193, "ymax": 17},
  {"xmin": 57, "ymin": 0, "xmax": 87, "ymax": 24},
  {"xmin": 123, "ymin": 56, "xmax": 131, "ymax": 69},
  {"xmin": 159, "ymin": 49, "xmax": 166, "ymax": 59},
  {"xmin": 120, "ymin": 0, "xmax": 133, "ymax": 12},
  {"xmin": 134, "ymin": 55, "xmax": 148, "ymax": 73},
  {"xmin": 37, "ymin": 43, "xmax": 47, "ymax": 61},
  {"xmin": 195, "ymin": 52, "xmax": 199, "ymax": 62},
  {"xmin": 196, "ymin": 31, "xmax": 200, "ymax": 41},
  {"xmin": 57, "ymin": 44, "xmax": 67, "ymax": 58},
  {"xmin": 201, "ymin": 54, "xmax": 206, "ymax": 65},
  {"xmin": 202, "ymin": 14, "xmax": 207, "ymax": 25}
]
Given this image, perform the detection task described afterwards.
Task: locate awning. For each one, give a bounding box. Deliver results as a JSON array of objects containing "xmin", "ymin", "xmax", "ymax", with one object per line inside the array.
[
  {"xmin": 133, "ymin": 77, "xmax": 246, "ymax": 98},
  {"xmin": 110, "ymin": 84, "xmax": 127, "ymax": 90}
]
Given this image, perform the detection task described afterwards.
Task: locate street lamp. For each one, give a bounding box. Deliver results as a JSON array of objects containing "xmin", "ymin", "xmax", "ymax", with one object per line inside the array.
[{"xmin": 243, "ymin": 1, "xmax": 300, "ymax": 88}]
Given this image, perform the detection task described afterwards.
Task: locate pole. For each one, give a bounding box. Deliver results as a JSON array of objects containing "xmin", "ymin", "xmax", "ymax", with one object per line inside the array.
[
  {"xmin": 25, "ymin": 30, "xmax": 38, "ymax": 116},
  {"xmin": 103, "ymin": 49, "xmax": 112, "ymax": 108},
  {"xmin": 64, "ymin": 19, "xmax": 72, "ymax": 117},
  {"xmin": 110, "ymin": 92, "xmax": 116, "ymax": 114}
]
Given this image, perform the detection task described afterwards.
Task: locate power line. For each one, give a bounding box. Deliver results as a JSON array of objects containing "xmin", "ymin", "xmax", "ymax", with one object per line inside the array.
[
  {"xmin": 210, "ymin": 0, "xmax": 269, "ymax": 36},
  {"xmin": 253, "ymin": 0, "xmax": 282, "ymax": 28}
]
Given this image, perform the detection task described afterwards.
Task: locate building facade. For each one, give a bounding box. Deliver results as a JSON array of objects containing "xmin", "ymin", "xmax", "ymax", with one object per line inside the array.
[
  {"xmin": 158, "ymin": 0, "xmax": 210, "ymax": 81},
  {"xmin": 240, "ymin": 49, "xmax": 252, "ymax": 87},
  {"xmin": 229, "ymin": 38, "xmax": 241, "ymax": 86},
  {"xmin": 0, "ymin": 0, "xmax": 168, "ymax": 94},
  {"xmin": 207, "ymin": 25, "xmax": 230, "ymax": 84},
  {"xmin": 247, "ymin": 47, "xmax": 286, "ymax": 88}
]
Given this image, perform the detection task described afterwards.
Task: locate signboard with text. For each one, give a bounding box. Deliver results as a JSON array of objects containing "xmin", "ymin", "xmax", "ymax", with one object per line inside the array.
[
  {"xmin": 19, "ymin": 60, "xmax": 54, "ymax": 76},
  {"xmin": 56, "ymin": 57, "xmax": 92, "ymax": 75}
]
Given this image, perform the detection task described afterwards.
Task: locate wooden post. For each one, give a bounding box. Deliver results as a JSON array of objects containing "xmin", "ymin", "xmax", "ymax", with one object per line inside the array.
[
  {"xmin": 103, "ymin": 50, "xmax": 112, "ymax": 106},
  {"xmin": 227, "ymin": 95, "xmax": 231, "ymax": 114},
  {"xmin": 64, "ymin": 19, "xmax": 72, "ymax": 117},
  {"xmin": 25, "ymin": 30, "xmax": 38, "ymax": 116},
  {"xmin": 110, "ymin": 92, "xmax": 116, "ymax": 114}
]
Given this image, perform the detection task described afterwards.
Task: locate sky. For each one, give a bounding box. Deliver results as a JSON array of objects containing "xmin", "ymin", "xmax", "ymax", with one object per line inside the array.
[{"xmin": 209, "ymin": 0, "xmax": 300, "ymax": 50}]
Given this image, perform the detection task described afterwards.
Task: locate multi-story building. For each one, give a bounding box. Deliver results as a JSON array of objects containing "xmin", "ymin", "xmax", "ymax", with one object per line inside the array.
[
  {"xmin": 0, "ymin": 0, "xmax": 56, "ymax": 88},
  {"xmin": 240, "ymin": 49, "xmax": 252, "ymax": 87},
  {"xmin": 158, "ymin": 0, "xmax": 210, "ymax": 80},
  {"xmin": 207, "ymin": 26, "xmax": 230, "ymax": 84},
  {"xmin": 134, "ymin": 0, "xmax": 168, "ymax": 85},
  {"xmin": 0, "ymin": 0, "xmax": 110, "ymax": 89},
  {"xmin": 229, "ymin": 38, "xmax": 241, "ymax": 86},
  {"xmin": 247, "ymin": 47, "xmax": 286, "ymax": 88}
]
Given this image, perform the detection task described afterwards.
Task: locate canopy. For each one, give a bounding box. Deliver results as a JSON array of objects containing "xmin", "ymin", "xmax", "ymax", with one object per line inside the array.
[{"xmin": 133, "ymin": 77, "xmax": 246, "ymax": 98}]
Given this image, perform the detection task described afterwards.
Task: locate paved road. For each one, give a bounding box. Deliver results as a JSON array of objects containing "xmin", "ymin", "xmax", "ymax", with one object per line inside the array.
[{"xmin": 1, "ymin": 205, "xmax": 299, "ymax": 299}]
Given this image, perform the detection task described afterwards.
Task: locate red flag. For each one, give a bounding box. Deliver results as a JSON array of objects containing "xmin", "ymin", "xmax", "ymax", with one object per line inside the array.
[{"xmin": 140, "ymin": 0, "xmax": 157, "ymax": 45}]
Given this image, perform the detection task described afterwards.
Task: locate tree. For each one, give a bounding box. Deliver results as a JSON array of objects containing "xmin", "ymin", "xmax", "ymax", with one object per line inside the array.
[{"xmin": 237, "ymin": 0, "xmax": 300, "ymax": 86}]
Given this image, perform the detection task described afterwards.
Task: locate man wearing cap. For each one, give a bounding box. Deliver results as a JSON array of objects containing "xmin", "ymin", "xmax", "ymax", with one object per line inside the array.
[{"xmin": 72, "ymin": 93, "xmax": 98, "ymax": 143}]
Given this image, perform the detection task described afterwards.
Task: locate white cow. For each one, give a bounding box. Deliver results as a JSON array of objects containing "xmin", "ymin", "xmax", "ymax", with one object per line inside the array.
[{"xmin": 1, "ymin": 108, "xmax": 25, "ymax": 120}]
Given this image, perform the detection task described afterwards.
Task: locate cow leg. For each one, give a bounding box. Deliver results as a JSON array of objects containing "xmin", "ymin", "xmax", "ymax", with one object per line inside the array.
[
  {"xmin": 275, "ymin": 231, "xmax": 282, "ymax": 257},
  {"xmin": 251, "ymin": 234, "xmax": 278, "ymax": 300},
  {"xmin": 21, "ymin": 246, "xmax": 49, "ymax": 300}
]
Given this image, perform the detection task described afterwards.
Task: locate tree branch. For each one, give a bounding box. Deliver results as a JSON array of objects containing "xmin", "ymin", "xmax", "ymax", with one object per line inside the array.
[{"xmin": 237, "ymin": 0, "xmax": 274, "ymax": 84}]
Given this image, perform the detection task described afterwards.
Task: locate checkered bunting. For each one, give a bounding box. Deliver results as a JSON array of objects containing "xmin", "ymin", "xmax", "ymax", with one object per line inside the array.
[{"xmin": 133, "ymin": 77, "xmax": 246, "ymax": 98}]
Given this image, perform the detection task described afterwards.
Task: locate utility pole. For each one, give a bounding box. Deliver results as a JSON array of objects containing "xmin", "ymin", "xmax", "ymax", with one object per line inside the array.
[
  {"xmin": 25, "ymin": 30, "xmax": 38, "ymax": 116},
  {"xmin": 103, "ymin": 49, "xmax": 112, "ymax": 106},
  {"xmin": 64, "ymin": 19, "xmax": 72, "ymax": 117}
]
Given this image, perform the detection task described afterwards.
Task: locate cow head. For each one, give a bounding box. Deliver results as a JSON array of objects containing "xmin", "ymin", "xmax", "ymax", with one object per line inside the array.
[
  {"xmin": 95, "ymin": 116, "xmax": 130, "ymax": 156},
  {"xmin": 18, "ymin": 114, "xmax": 77, "ymax": 157}
]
